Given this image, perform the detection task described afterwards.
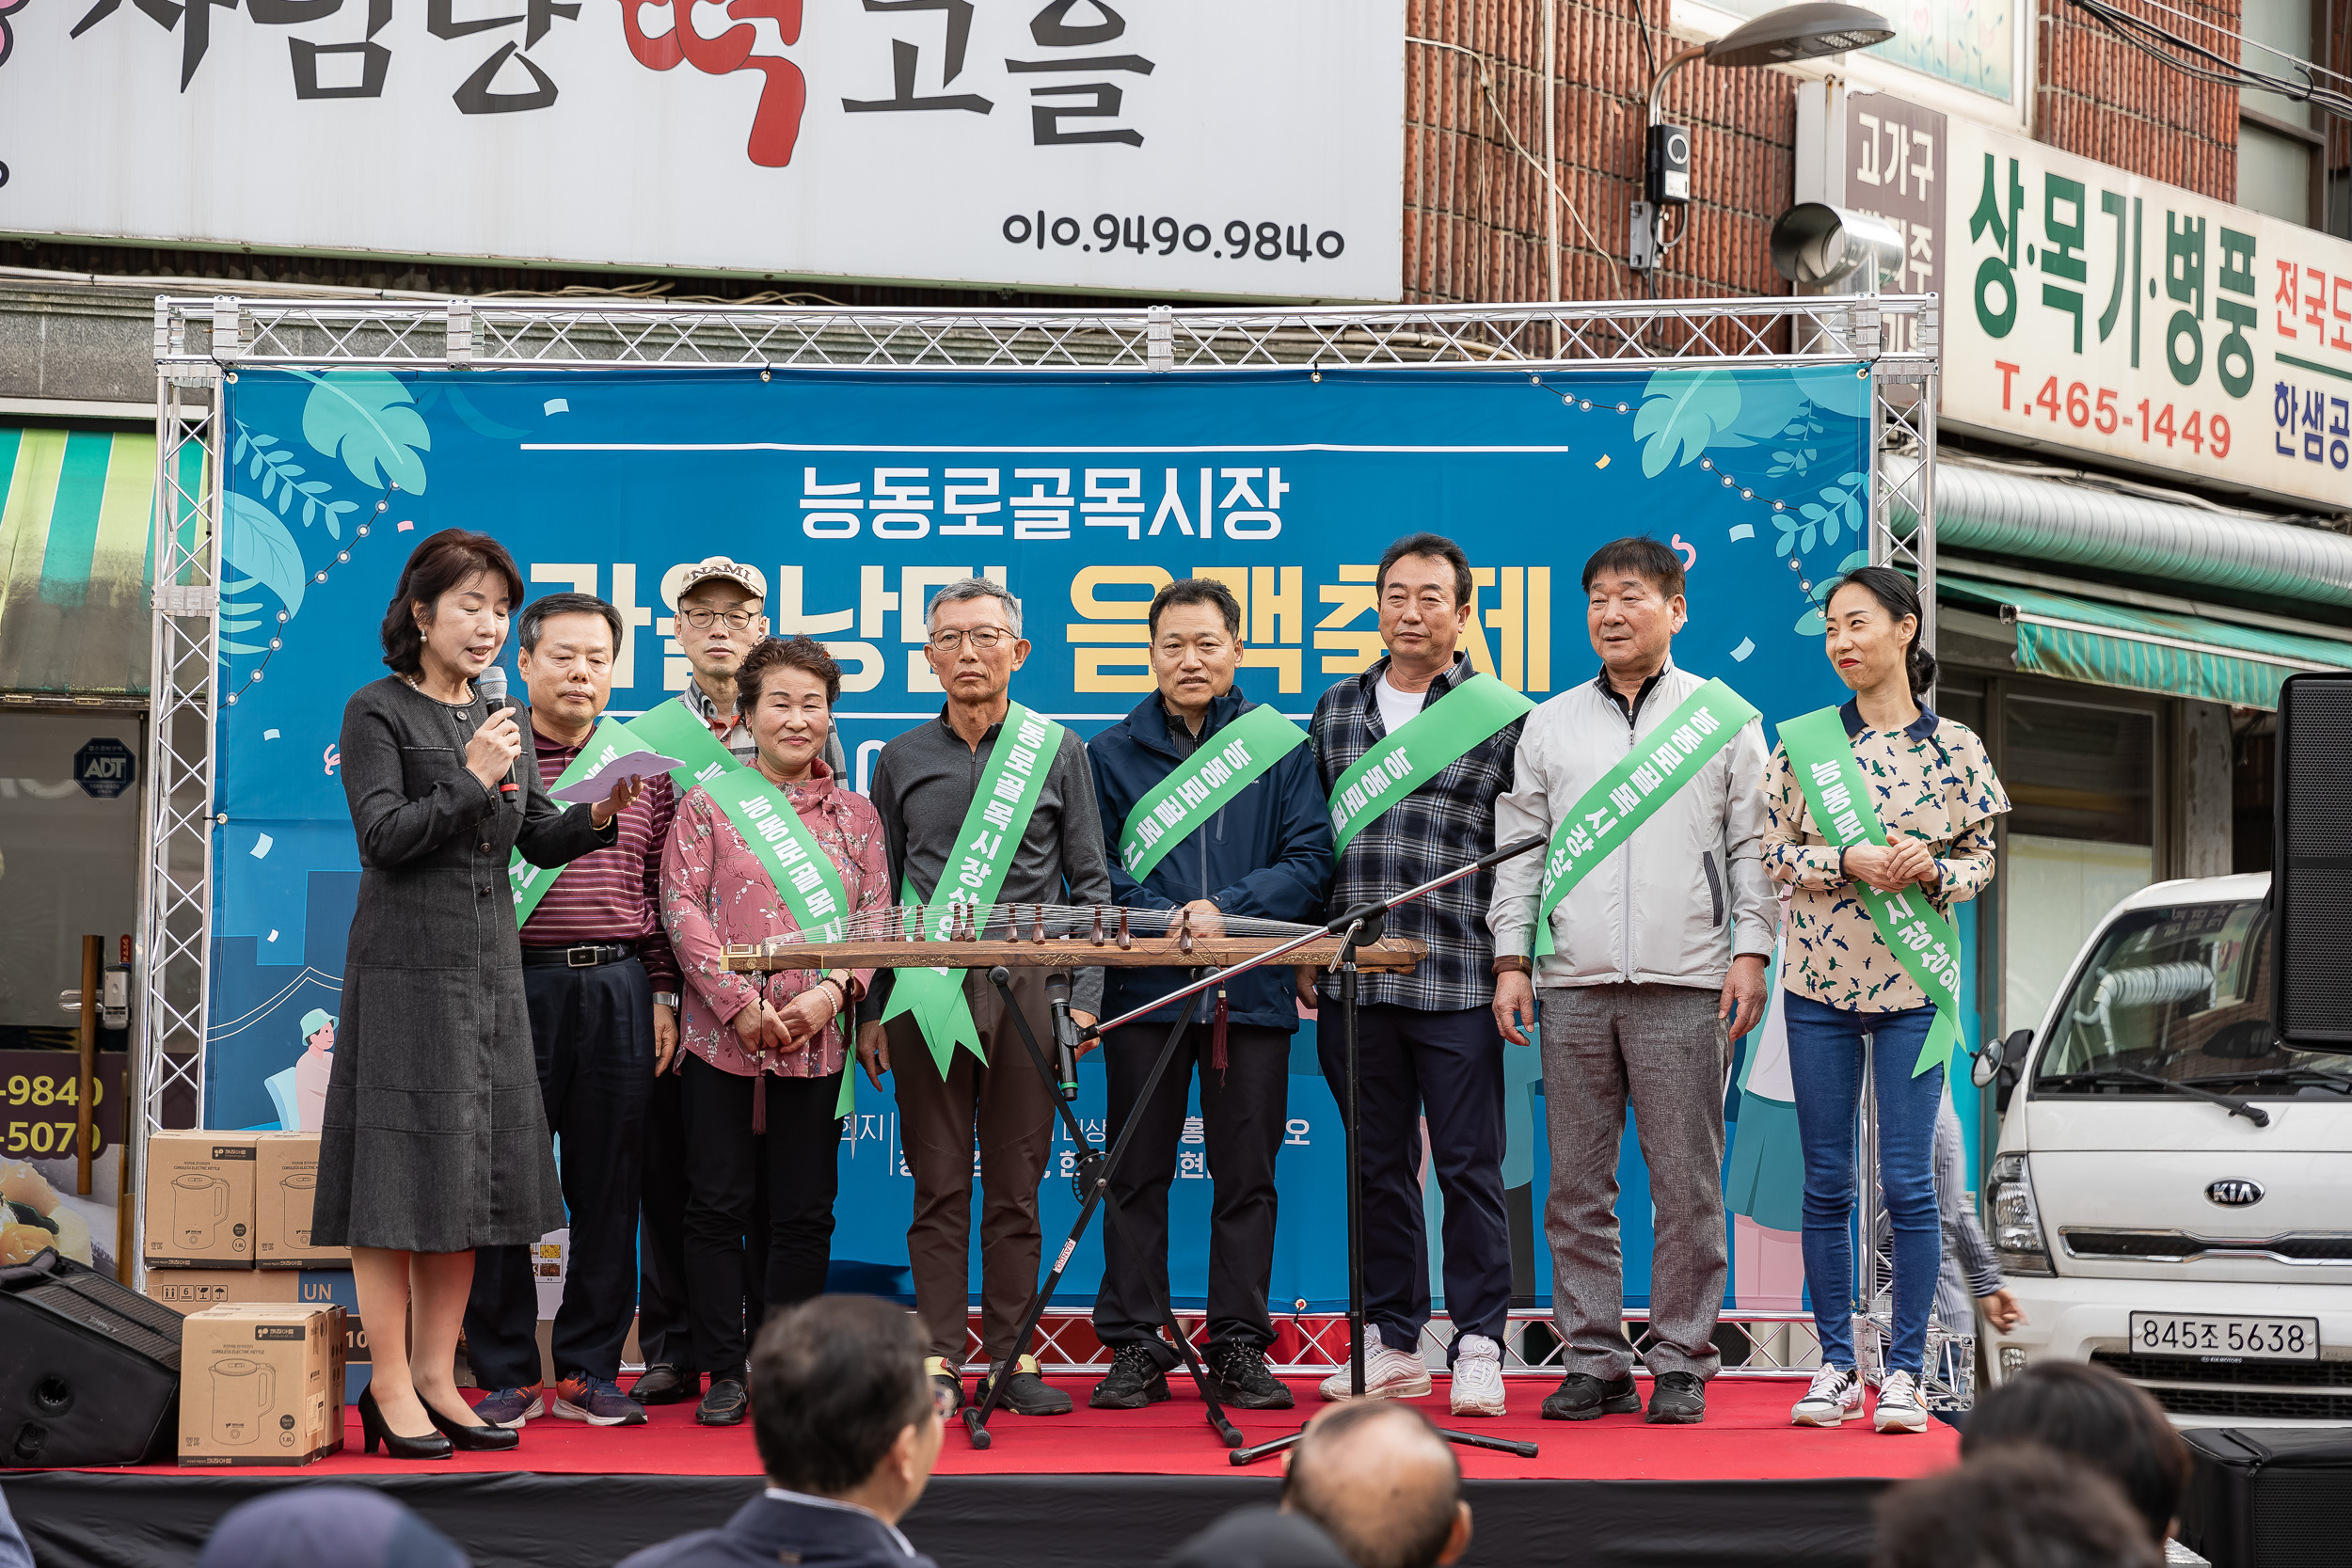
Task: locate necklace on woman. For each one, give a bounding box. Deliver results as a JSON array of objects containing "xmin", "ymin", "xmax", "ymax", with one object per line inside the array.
[{"xmin": 402, "ymin": 672, "xmax": 475, "ymax": 712}]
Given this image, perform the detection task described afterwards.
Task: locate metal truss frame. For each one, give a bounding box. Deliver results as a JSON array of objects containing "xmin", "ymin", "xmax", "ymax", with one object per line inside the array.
[
  {"xmin": 946, "ymin": 1307, "xmax": 1828, "ymax": 1381},
  {"xmin": 138, "ymin": 293, "xmax": 1940, "ymax": 1289}
]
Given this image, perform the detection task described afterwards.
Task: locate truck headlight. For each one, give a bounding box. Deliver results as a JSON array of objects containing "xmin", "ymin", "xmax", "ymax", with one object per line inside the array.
[{"xmin": 1989, "ymin": 1153, "xmax": 2053, "ymax": 1276}]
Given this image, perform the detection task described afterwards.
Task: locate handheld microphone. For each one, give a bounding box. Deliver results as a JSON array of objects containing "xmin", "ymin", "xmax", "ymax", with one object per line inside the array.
[
  {"xmin": 1045, "ymin": 974, "xmax": 1081, "ymax": 1101},
  {"xmin": 475, "ymin": 666, "xmax": 522, "ymax": 800}
]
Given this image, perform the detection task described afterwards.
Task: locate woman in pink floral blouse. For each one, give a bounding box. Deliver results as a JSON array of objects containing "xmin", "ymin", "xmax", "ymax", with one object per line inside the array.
[{"xmin": 660, "ymin": 635, "xmax": 889, "ymax": 1427}]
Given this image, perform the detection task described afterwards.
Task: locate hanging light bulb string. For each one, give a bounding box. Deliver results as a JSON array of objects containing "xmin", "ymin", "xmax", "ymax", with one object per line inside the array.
[{"xmin": 224, "ymin": 483, "xmax": 400, "ymax": 708}]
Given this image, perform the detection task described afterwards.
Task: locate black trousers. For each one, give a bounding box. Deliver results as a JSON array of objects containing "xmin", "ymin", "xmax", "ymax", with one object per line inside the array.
[
  {"xmin": 1317, "ymin": 1003, "xmax": 1510, "ymax": 1362},
  {"xmin": 679, "ymin": 1053, "xmax": 840, "ymax": 1376},
  {"xmin": 640, "ymin": 1062, "xmax": 771, "ymax": 1371},
  {"xmin": 464, "ymin": 957, "xmax": 653, "ymax": 1389},
  {"xmin": 1093, "ymin": 1020, "xmax": 1289, "ymax": 1367}
]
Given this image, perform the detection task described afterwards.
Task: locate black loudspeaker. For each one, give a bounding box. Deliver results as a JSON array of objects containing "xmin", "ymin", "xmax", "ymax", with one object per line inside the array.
[
  {"xmin": 2273, "ymin": 672, "xmax": 2352, "ymax": 1050},
  {"xmin": 0, "ymin": 1247, "xmax": 183, "ymax": 1467},
  {"xmin": 2179, "ymin": 1428, "xmax": 2352, "ymax": 1568}
]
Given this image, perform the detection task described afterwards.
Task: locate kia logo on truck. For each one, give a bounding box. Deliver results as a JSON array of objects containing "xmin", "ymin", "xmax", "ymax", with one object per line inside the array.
[{"xmin": 2205, "ymin": 1180, "xmax": 2264, "ymax": 1208}]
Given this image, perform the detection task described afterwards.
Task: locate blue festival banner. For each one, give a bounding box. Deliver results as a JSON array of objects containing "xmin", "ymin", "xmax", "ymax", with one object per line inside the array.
[{"xmin": 204, "ymin": 363, "xmax": 1872, "ymax": 1313}]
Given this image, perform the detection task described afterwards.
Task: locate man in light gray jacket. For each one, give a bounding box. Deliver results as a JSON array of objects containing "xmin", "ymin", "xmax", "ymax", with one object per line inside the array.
[{"xmin": 1487, "ymin": 537, "xmax": 1774, "ymax": 1426}]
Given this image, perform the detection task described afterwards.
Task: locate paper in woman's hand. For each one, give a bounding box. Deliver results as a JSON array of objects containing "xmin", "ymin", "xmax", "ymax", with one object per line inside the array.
[{"xmin": 550, "ymin": 751, "xmax": 686, "ymax": 802}]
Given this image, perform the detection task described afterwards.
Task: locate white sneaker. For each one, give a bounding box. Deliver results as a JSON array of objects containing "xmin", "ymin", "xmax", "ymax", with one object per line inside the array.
[
  {"xmin": 1873, "ymin": 1370, "xmax": 1929, "ymax": 1433},
  {"xmin": 1449, "ymin": 1334, "xmax": 1506, "ymax": 1418},
  {"xmin": 1790, "ymin": 1365, "xmax": 1864, "ymax": 1427},
  {"xmin": 1317, "ymin": 1338, "xmax": 1434, "ymax": 1402}
]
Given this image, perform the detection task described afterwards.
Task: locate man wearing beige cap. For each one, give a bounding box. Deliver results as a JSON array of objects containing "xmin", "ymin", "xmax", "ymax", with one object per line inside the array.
[{"xmin": 632, "ymin": 555, "xmax": 844, "ymax": 1410}]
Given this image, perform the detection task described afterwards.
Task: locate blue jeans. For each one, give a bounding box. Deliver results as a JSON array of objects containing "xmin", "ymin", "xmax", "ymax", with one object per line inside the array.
[{"xmin": 1783, "ymin": 991, "xmax": 1946, "ymax": 1377}]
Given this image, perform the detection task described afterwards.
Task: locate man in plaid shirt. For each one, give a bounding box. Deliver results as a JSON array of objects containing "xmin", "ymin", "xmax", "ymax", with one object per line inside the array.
[{"xmin": 1302, "ymin": 532, "xmax": 1527, "ymax": 1418}]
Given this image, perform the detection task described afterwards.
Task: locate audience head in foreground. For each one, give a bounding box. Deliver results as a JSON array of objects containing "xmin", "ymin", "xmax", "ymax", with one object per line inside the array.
[
  {"xmin": 197, "ymin": 1486, "xmax": 468, "ymax": 1568},
  {"xmin": 1282, "ymin": 1402, "xmax": 1471, "ymax": 1568},
  {"xmin": 1874, "ymin": 1446, "xmax": 2163, "ymax": 1568},
  {"xmin": 1962, "ymin": 1360, "xmax": 2189, "ymax": 1545},
  {"xmin": 620, "ymin": 1294, "xmax": 944, "ymax": 1568},
  {"xmin": 1164, "ymin": 1507, "xmax": 1354, "ymax": 1568}
]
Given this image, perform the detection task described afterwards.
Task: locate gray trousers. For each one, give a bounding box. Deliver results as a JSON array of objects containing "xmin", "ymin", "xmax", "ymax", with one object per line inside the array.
[{"xmin": 1540, "ymin": 982, "xmax": 1730, "ymax": 1382}]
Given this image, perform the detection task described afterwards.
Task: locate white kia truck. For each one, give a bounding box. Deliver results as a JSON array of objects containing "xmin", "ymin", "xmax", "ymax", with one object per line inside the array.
[{"xmin": 1979, "ymin": 872, "xmax": 2352, "ymax": 1426}]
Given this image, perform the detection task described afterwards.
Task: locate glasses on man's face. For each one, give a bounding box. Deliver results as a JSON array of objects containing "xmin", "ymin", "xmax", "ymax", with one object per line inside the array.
[
  {"xmin": 681, "ymin": 607, "xmax": 755, "ymax": 631},
  {"xmin": 928, "ymin": 627, "xmax": 1011, "ymax": 652}
]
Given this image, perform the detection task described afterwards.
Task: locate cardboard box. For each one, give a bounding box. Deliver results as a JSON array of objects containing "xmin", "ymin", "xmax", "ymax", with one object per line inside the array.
[
  {"xmin": 145, "ymin": 1269, "xmax": 301, "ymax": 1313},
  {"xmin": 177, "ymin": 1304, "xmax": 345, "ymax": 1465},
  {"xmin": 143, "ymin": 1132, "xmax": 259, "ymax": 1268},
  {"xmin": 254, "ymin": 1132, "xmax": 347, "ymax": 1268}
]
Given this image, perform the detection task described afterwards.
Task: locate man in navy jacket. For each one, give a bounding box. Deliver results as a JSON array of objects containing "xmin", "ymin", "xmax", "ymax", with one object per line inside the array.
[
  {"xmin": 617, "ymin": 1295, "xmax": 941, "ymax": 1568},
  {"xmin": 1086, "ymin": 578, "xmax": 1333, "ymax": 1413}
]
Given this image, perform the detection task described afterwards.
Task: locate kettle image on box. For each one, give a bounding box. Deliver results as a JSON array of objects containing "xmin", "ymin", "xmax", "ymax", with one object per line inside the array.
[
  {"xmin": 210, "ymin": 1358, "xmax": 275, "ymax": 1445},
  {"xmin": 278, "ymin": 1173, "xmax": 316, "ymax": 1248},
  {"xmin": 171, "ymin": 1175, "xmax": 229, "ymax": 1247}
]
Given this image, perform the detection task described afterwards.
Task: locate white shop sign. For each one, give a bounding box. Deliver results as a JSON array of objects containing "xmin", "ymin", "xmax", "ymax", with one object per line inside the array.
[
  {"xmin": 0, "ymin": 0, "xmax": 1405, "ymax": 303},
  {"xmin": 1940, "ymin": 116, "xmax": 2352, "ymax": 510}
]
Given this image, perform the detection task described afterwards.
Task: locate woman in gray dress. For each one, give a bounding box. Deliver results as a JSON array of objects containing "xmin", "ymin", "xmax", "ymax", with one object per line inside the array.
[{"xmin": 316, "ymin": 529, "xmax": 643, "ymax": 1459}]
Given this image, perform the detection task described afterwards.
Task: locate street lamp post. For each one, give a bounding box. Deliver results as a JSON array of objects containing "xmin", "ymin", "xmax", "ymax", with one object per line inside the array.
[{"xmin": 1632, "ymin": 2, "xmax": 1895, "ymax": 277}]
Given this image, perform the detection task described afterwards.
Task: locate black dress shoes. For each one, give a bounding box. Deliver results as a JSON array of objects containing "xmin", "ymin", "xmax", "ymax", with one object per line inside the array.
[
  {"xmin": 631, "ymin": 1364, "xmax": 701, "ymax": 1405},
  {"xmin": 697, "ymin": 1376, "xmax": 750, "ymax": 1426},
  {"xmin": 425, "ymin": 1400, "xmax": 521, "ymax": 1451},
  {"xmin": 357, "ymin": 1386, "xmax": 453, "ymax": 1460}
]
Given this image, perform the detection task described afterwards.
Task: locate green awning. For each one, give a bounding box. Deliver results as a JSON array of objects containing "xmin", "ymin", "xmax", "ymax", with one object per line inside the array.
[
  {"xmin": 1940, "ymin": 574, "xmax": 2348, "ymax": 710},
  {"xmin": 0, "ymin": 427, "xmax": 203, "ymax": 698}
]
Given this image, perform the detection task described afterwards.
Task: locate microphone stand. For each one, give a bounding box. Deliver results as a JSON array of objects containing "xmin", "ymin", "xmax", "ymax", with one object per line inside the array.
[
  {"xmin": 960, "ymin": 832, "xmax": 1549, "ymax": 1458},
  {"xmin": 1229, "ymin": 833, "xmax": 1548, "ymax": 1467}
]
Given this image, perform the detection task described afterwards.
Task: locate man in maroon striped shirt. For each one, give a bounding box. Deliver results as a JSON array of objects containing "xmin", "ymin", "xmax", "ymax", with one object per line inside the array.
[{"xmin": 463, "ymin": 591, "xmax": 679, "ymax": 1430}]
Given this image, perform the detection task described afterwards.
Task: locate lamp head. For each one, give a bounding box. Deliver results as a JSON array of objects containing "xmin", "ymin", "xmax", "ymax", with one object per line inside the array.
[{"xmin": 1704, "ymin": 2, "xmax": 1894, "ymax": 68}]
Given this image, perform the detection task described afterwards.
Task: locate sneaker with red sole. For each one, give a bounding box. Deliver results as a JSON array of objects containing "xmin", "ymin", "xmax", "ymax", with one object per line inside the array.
[{"xmin": 552, "ymin": 1372, "xmax": 648, "ymax": 1427}]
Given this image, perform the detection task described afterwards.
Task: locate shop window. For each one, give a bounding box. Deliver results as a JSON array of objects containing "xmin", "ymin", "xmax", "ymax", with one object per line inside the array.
[
  {"xmin": 2000, "ymin": 695, "xmax": 2157, "ymax": 1035},
  {"xmin": 0, "ymin": 714, "xmax": 141, "ymax": 1049}
]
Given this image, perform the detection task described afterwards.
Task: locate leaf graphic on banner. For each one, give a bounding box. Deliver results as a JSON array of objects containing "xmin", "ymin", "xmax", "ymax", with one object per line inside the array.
[
  {"xmin": 223, "ymin": 490, "xmax": 308, "ymax": 625},
  {"xmin": 295, "ymin": 371, "xmax": 430, "ymax": 494},
  {"xmin": 1633, "ymin": 369, "xmax": 1741, "ymax": 477},
  {"xmin": 1708, "ymin": 372, "xmax": 1811, "ymax": 450}
]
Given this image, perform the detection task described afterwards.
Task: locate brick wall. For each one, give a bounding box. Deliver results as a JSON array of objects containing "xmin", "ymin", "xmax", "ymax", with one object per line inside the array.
[
  {"xmin": 2033, "ymin": 0, "xmax": 2241, "ymax": 199},
  {"xmin": 1404, "ymin": 0, "xmax": 1798, "ymax": 305}
]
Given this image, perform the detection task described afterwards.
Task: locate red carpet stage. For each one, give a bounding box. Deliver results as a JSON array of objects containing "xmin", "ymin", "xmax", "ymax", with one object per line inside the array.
[{"xmin": 8, "ymin": 1375, "xmax": 1958, "ymax": 1568}]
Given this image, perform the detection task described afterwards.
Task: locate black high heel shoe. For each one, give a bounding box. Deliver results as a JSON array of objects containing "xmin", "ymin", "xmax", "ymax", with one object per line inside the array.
[
  {"xmin": 357, "ymin": 1386, "xmax": 454, "ymax": 1460},
  {"xmin": 424, "ymin": 1399, "xmax": 520, "ymax": 1452}
]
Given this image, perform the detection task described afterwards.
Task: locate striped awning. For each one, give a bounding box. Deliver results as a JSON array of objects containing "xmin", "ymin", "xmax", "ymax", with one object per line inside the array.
[
  {"xmin": 1940, "ymin": 575, "xmax": 2350, "ymax": 710},
  {"xmin": 0, "ymin": 427, "xmax": 199, "ymax": 697}
]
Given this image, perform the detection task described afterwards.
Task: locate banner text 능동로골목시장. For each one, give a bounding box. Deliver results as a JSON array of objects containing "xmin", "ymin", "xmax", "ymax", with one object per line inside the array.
[{"xmin": 203, "ymin": 362, "xmax": 1867, "ymax": 1312}]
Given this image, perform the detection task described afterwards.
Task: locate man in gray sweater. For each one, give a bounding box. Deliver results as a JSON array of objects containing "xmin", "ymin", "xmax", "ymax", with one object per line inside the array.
[{"xmin": 855, "ymin": 578, "xmax": 1112, "ymax": 1418}]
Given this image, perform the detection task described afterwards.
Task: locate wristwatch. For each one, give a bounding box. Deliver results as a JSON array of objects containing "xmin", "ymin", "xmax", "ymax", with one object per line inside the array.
[{"xmin": 652, "ymin": 990, "xmax": 681, "ymax": 1010}]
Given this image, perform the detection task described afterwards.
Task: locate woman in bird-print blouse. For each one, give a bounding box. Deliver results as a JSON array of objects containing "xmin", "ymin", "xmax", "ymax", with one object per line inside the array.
[{"xmin": 1761, "ymin": 565, "xmax": 2010, "ymax": 1437}]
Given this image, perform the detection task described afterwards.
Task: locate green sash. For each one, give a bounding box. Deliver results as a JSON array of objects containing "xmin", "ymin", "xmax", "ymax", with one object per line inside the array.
[
  {"xmin": 881, "ymin": 703, "xmax": 1068, "ymax": 1071},
  {"xmin": 1528, "ymin": 678, "xmax": 1760, "ymax": 958},
  {"xmin": 623, "ymin": 693, "xmax": 745, "ymax": 795},
  {"xmin": 1119, "ymin": 705, "xmax": 1310, "ymax": 880},
  {"xmin": 695, "ymin": 767, "xmax": 859, "ymax": 1116},
  {"xmin": 508, "ymin": 718, "xmax": 652, "ymax": 927},
  {"xmin": 1778, "ymin": 706, "xmax": 1964, "ymax": 1078},
  {"xmin": 1327, "ymin": 672, "xmax": 1534, "ymax": 858}
]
